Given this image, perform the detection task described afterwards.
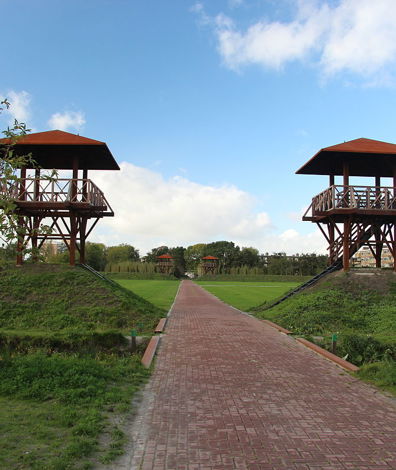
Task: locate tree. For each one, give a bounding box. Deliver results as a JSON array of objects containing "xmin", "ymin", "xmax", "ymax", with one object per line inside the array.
[
  {"xmin": 0, "ymin": 99, "xmax": 57, "ymax": 262},
  {"xmin": 143, "ymin": 246, "xmax": 169, "ymax": 263},
  {"xmin": 86, "ymin": 242, "xmax": 107, "ymax": 271},
  {"xmin": 169, "ymin": 246, "xmax": 186, "ymax": 276},
  {"xmin": 204, "ymin": 241, "xmax": 240, "ymax": 272},
  {"xmin": 106, "ymin": 244, "xmax": 139, "ymax": 264},
  {"xmin": 185, "ymin": 243, "xmax": 206, "ymax": 271},
  {"xmin": 239, "ymin": 247, "xmax": 260, "ymax": 268}
]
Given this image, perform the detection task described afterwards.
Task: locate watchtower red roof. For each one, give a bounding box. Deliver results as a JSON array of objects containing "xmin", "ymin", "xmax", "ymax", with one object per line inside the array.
[
  {"xmin": 296, "ymin": 138, "xmax": 396, "ymax": 177},
  {"xmin": 202, "ymin": 256, "xmax": 219, "ymax": 260},
  {"xmin": 0, "ymin": 130, "xmax": 119, "ymax": 170},
  {"xmin": 157, "ymin": 254, "xmax": 173, "ymax": 259}
]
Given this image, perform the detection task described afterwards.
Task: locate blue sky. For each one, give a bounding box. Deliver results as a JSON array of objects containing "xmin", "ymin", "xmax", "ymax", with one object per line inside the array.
[{"xmin": 2, "ymin": 0, "xmax": 396, "ymax": 255}]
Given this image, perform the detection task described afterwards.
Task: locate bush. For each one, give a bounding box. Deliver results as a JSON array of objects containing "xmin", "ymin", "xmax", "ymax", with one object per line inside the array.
[{"xmin": 338, "ymin": 334, "xmax": 395, "ymax": 365}]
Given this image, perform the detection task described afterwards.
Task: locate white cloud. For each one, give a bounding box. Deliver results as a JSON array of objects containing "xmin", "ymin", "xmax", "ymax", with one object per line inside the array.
[
  {"xmin": 215, "ymin": 3, "xmax": 328, "ymax": 70},
  {"xmin": 48, "ymin": 111, "xmax": 86, "ymax": 132},
  {"xmin": 90, "ymin": 162, "xmax": 272, "ymax": 254},
  {"xmin": 205, "ymin": 0, "xmax": 396, "ymax": 80},
  {"xmin": 0, "ymin": 90, "xmax": 32, "ymax": 124},
  {"xmin": 321, "ymin": 0, "xmax": 396, "ymax": 76},
  {"xmin": 258, "ymin": 228, "xmax": 327, "ymax": 254}
]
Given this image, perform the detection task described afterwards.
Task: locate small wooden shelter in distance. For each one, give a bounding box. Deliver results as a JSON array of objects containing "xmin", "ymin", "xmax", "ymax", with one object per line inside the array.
[
  {"xmin": 297, "ymin": 138, "xmax": 396, "ymax": 271},
  {"xmin": 0, "ymin": 130, "xmax": 119, "ymax": 266},
  {"xmin": 156, "ymin": 253, "xmax": 174, "ymax": 274},
  {"xmin": 201, "ymin": 255, "xmax": 219, "ymax": 275}
]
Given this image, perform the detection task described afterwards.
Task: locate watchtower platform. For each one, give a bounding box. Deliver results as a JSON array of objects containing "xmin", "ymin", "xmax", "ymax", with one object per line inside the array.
[
  {"xmin": 156, "ymin": 254, "xmax": 174, "ymax": 274},
  {"xmin": 298, "ymin": 138, "xmax": 396, "ymax": 271},
  {"xmin": 201, "ymin": 255, "xmax": 219, "ymax": 275}
]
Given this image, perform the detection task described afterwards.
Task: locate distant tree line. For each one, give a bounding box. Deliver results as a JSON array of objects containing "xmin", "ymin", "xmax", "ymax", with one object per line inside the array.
[{"xmin": 0, "ymin": 239, "xmax": 329, "ymax": 277}]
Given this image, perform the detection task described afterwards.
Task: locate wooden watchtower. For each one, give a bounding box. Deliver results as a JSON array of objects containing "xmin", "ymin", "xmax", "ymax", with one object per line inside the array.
[
  {"xmin": 156, "ymin": 254, "xmax": 174, "ymax": 274},
  {"xmin": 0, "ymin": 130, "xmax": 119, "ymax": 266},
  {"xmin": 298, "ymin": 138, "xmax": 396, "ymax": 271},
  {"xmin": 201, "ymin": 255, "xmax": 219, "ymax": 275}
]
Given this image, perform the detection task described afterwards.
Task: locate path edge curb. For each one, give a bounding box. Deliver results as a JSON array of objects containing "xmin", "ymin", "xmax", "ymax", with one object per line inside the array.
[
  {"xmin": 141, "ymin": 336, "xmax": 161, "ymax": 368},
  {"xmin": 296, "ymin": 337, "xmax": 359, "ymax": 372},
  {"xmin": 261, "ymin": 319, "xmax": 291, "ymax": 334},
  {"xmin": 141, "ymin": 280, "xmax": 182, "ymax": 368}
]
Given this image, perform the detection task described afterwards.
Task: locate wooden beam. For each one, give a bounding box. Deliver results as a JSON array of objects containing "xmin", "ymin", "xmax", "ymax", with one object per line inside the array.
[
  {"xmin": 69, "ymin": 214, "xmax": 77, "ymax": 266},
  {"xmin": 71, "ymin": 156, "xmax": 79, "ymax": 201},
  {"xmin": 343, "ymin": 219, "xmax": 350, "ymax": 271},
  {"xmin": 34, "ymin": 169, "xmax": 41, "ymax": 201},
  {"xmin": 329, "ymin": 174, "xmax": 334, "ymax": 186}
]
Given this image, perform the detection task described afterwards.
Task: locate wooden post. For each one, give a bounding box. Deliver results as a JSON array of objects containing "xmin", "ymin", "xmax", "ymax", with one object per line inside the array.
[
  {"xmin": 69, "ymin": 215, "xmax": 77, "ymax": 266},
  {"xmin": 343, "ymin": 162, "xmax": 349, "ymax": 208},
  {"xmin": 71, "ymin": 156, "xmax": 79, "ymax": 201},
  {"xmin": 34, "ymin": 169, "xmax": 41, "ymax": 201},
  {"xmin": 329, "ymin": 222, "xmax": 335, "ymax": 264},
  {"xmin": 82, "ymin": 168, "xmax": 88, "ymax": 202},
  {"xmin": 329, "ymin": 174, "xmax": 334, "ymax": 187},
  {"xmin": 343, "ymin": 218, "xmax": 350, "ymax": 271},
  {"xmin": 79, "ymin": 217, "xmax": 87, "ymax": 264},
  {"xmin": 31, "ymin": 216, "xmax": 40, "ymax": 262},
  {"xmin": 19, "ymin": 167, "xmax": 27, "ymax": 200},
  {"xmin": 343, "ymin": 161, "xmax": 349, "ymax": 187},
  {"xmin": 374, "ymin": 226, "xmax": 382, "ymax": 269}
]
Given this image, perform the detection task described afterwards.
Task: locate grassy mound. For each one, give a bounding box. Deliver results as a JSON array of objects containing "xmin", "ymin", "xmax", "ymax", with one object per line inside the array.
[{"xmin": 0, "ymin": 264, "xmax": 164, "ymax": 338}]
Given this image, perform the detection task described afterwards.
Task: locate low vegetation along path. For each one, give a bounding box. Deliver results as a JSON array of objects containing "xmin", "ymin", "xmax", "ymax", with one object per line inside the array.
[{"xmin": 128, "ymin": 280, "xmax": 396, "ymax": 470}]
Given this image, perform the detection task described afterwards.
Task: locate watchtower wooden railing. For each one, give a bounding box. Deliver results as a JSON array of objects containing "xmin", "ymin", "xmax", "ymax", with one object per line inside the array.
[
  {"xmin": 304, "ymin": 185, "xmax": 396, "ymax": 219},
  {"xmin": 1, "ymin": 178, "xmax": 113, "ymax": 214}
]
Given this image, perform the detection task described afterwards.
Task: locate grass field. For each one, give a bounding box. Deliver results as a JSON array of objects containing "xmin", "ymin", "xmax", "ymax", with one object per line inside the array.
[
  {"xmin": 195, "ymin": 281, "xmax": 301, "ymax": 311},
  {"xmin": 115, "ymin": 280, "xmax": 180, "ymax": 311}
]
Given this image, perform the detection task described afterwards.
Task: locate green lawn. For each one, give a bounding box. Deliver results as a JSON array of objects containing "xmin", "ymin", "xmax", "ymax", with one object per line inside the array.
[
  {"xmin": 116, "ymin": 280, "xmax": 180, "ymax": 311},
  {"xmin": 195, "ymin": 281, "xmax": 301, "ymax": 311}
]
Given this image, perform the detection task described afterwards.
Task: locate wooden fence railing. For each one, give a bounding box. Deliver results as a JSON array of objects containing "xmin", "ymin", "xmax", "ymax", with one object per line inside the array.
[
  {"xmin": 306, "ymin": 185, "xmax": 396, "ymax": 215},
  {"xmin": 0, "ymin": 178, "xmax": 112, "ymax": 211}
]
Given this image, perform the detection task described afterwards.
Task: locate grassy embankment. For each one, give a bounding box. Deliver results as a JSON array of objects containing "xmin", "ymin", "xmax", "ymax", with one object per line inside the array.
[
  {"xmin": 252, "ymin": 270, "xmax": 396, "ymax": 394},
  {"xmin": 195, "ymin": 281, "xmax": 301, "ymax": 311},
  {"xmin": 0, "ymin": 264, "xmax": 165, "ymax": 470}
]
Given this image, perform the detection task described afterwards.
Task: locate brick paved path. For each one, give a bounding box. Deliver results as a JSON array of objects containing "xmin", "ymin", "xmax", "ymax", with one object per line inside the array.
[{"xmin": 132, "ymin": 280, "xmax": 396, "ymax": 470}]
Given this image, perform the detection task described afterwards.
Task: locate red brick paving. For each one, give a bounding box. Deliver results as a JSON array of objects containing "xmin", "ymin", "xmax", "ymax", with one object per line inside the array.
[{"xmin": 133, "ymin": 280, "xmax": 396, "ymax": 470}]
